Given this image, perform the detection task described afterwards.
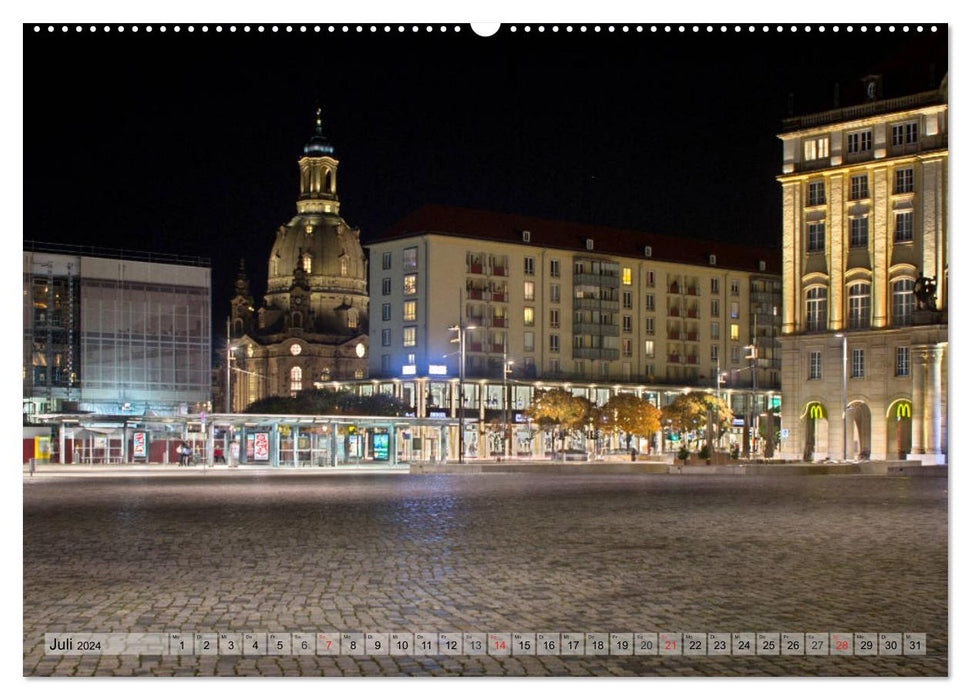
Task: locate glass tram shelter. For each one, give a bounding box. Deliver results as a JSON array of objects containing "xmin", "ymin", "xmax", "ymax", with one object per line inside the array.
[{"xmin": 28, "ymin": 413, "xmax": 461, "ymax": 467}]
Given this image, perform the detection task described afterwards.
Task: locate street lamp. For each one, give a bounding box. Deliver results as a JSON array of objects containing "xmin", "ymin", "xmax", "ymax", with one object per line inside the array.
[
  {"xmin": 744, "ymin": 344, "xmax": 758, "ymax": 457},
  {"xmin": 448, "ymin": 319, "xmax": 477, "ymax": 464},
  {"xmin": 835, "ymin": 332, "xmax": 848, "ymax": 461},
  {"xmin": 502, "ymin": 346, "xmax": 514, "ymax": 460},
  {"xmin": 225, "ymin": 317, "xmax": 237, "ymax": 413}
]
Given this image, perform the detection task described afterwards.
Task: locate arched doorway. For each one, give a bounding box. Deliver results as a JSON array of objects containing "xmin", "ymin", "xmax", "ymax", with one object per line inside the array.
[
  {"xmin": 886, "ymin": 400, "xmax": 913, "ymax": 459},
  {"xmin": 801, "ymin": 402, "xmax": 828, "ymax": 461},
  {"xmin": 846, "ymin": 401, "xmax": 871, "ymax": 459}
]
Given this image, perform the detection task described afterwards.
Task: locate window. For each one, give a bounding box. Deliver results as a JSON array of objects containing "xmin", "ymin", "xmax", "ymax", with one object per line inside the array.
[
  {"xmin": 731, "ymin": 346, "xmax": 740, "ymax": 364},
  {"xmin": 730, "ymin": 323, "xmax": 739, "ymax": 340},
  {"xmin": 645, "ymin": 317, "xmax": 655, "ymax": 335},
  {"xmin": 846, "ymin": 130, "xmax": 872, "ymax": 153},
  {"xmin": 403, "ymin": 247, "xmax": 417, "ymax": 270},
  {"xmin": 645, "ymin": 294, "xmax": 655, "ymax": 311},
  {"xmin": 622, "ymin": 291, "xmax": 632, "ymax": 309},
  {"xmin": 524, "ymin": 307, "xmax": 534, "ymax": 326},
  {"xmin": 803, "ymin": 136, "xmax": 830, "ymax": 161},
  {"xmin": 347, "ymin": 308, "xmax": 358, "ymax": 329},
  {"xmin": 730, "ymin": 302, "xmax": 739, "ymax": 319},
  {"xmin": 381, "ymin": 329, "xmax": 391, "ymax": 346},
  {"xmin": 381, "ymin": 303, "xmax": 391, "ymax": 321},
  {"xmin": 892, "ymin": 279, "xmax": 915, "ymax": 326},
  {"xmin": 403, "ymin": 300, "xmax": 416, "ymax": 321},
  {"xmin": 894, "ymin": 168, "xmax": 914, "ymax": 194},
  {"xmin": 711, "ymin": 299, "xmax": 720, "ymax": 317},
  {"xmin": 381, "ymin": 354, "xmax": 390, "ymax": 373},
  {"xmin": 644, "ymin": 340, "xmax": 655, "ymax": 357},
  {"xmin": 549, "ymin": 358, "xmax": 560, "ymax": 374},
  {"xmin": 403, "ymin": 274, "xmax": 417, "ymax": 295},
  {"xmin": 623, "ymin": 315, "xmax": 632, "ymax": 333},
  {"xmin": 524, "ymin": 257, "xmax": 535, "ymax": 275},
  {"xmin": 710, "ymin": 278, "xmax": 719, "ymax": 294},
  {"xmin": 711, "ymin": 322, "xmax": 720, "ymax": 340},
  {"xmin": 710, "ymin": 345, "xmax": 719, "ymax": 362},
  {"xmin": 892, "ymin": 122, "xmax": 918, "ymax": 146},
  {"xmin": 340, "ymin": 257, "xmax": 348, "ymax": 276},
  {"xmin": 622, "ymin": 267, "xmax": 632, "ymax": 285},
  {"xmin": 550, "ymin": 259, "xmax": 560, "ymax": 278},
  {"xmin": 549, "ymin": 334, "xmax": 559, "ymax": 352},
  {"xmin": 848, "ymin": 283, "xmax": 871, "ymax": 329},
  {"xmin": 850, "ymin": 174, "xmax": 869, "ymax": 200},
  {"xmin": 302, "ymin": 254, "xmax": 313, "ymax": 274},
  {"xmin": 849, "ymin": 216, "xmax": 869, "ymax": 248},
  {"xmin": 806, "ymin": 287, "xmax": 827, "ymax": 332},
  {"xmin": 550, "ymin": 284, "xmax": 560, "ymax": 303},
  {"xmin": 403, "ymin": 326, "xmax": 416, "ymax": 347},
  {"xmin": 524, "ymin": 281, "xmax": 535, "ymax": 301},
  {"xmin": 622, "ymin": 339, "xmax": 632, "ymax": 357},
  {"xmin": 646, "ymin": 270, "xmax": 655, "ymax": 287},
  {"xmin": 382, "ymin": 251, "xmax": 392, "ymax": 270},
  {"xmin": 851, "ymin": 348, "xmax": 865, "ymax": 378},
  {"xmin": 524, "ymin": 332, "xmax": 534, "ymax": 352},
  {"xmin": 807, "ymin": 222, "xmax": 826, "ymax": 253},
  {"xmin": 807, "ymin": 181, "xmax": 826, "ymax": 206},
  {"xmin": 550, "ymin": 309, "xmax": 560, "ymax": 328},
  {"xmin": 730, "ymin": 280, "xmax": 740, "ymax": 296},
  {"xmin": 895, "ymin": 347, "xmax": 910, "ymax": 377},
  {"xmin": 809, "ymin": 351, "xmax": 821, "ymax": 380},
  {"xmin": 290, "ymin": 366, "xmax": 303, "ymax": 396},
  {"xmin": 381, "ymin": 278, "xmax": 391, "ymax": 295},
  {"xmin": 894, "ymin": 211, "xmax": 914, "ymax": 242}
]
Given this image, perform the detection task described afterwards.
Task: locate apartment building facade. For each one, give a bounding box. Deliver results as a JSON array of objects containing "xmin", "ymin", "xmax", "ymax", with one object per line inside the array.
[{"xmin": 777, "ymin": 75, "xmax": 947, "ymax": 463}]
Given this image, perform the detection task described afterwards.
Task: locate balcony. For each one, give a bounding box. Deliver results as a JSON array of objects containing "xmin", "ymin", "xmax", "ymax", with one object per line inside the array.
[
  {"xmin": 685, "ymin": 356, "xmax": 699, "ymax": 365},
  {"xmin": 491, "ymin": 266, "xmax": 507, "ymax": 277},
  {"xmin": 686, "ymin": 332, "xmax": 698, "ymax": 342},
  {"xmin": 467, "ymin": 289, "xmax": 484, "ymax": 300},
  {"xmin": 668, "ymin": 308, "xmax": 682, "ymax": 317},
  {"xmin": 490, "ymin": 292, "xmax": 506, "ymax": 303},
  {"xmin": 489, "ymin": 344, "xmax": 506, "ymax": 354},
  {"xmin": 574, "ymin": 322, "xmax": 619, "ymax": 336},
  {"xmin": 490, "ymin": 318, "xmax": 507, "ymax": 328},
  {"xmin": 574, "ymin": 272, "xmax": 620, "ymax": 288},
  {"xmin": 669, "ymin": 283, "xmax": 681, "ymax": 294},
  {"xmin": 686, "ymin": 309, "xmax": 699, "ymax": 319},
  {"xmin": 668, "ymin": 354, "xmax": 682, "ymax": 364},
  {"xmin": 686, "ymin": 287, "xmax": 699, "ymax": 296},
  {"xmin": 574, "ymin": 297, "xmax": 620, "ymax": 312},
  {"xmin": 573, "ymin": 347, "xmax": 620, "ymax": 361},
  {"xmin": 667, "ymin": 331, "xmax": 682, "ymax": 341},
  {"xmin": 468, "ymin": 263, "xmax": 484, "ymax": 274},
  {"xmin": 468, "ymin": 342, "xmax": 483, "ymax": 352}
]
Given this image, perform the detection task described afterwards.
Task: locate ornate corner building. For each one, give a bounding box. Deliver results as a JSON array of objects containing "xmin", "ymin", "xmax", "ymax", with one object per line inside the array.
[
  {"xmin": 228, "ymin": 112, "xmax": 368, "ymax": 411},
  {"xmin": 777, "ymin": 75, "xmax": 947, "ymax": 463}
]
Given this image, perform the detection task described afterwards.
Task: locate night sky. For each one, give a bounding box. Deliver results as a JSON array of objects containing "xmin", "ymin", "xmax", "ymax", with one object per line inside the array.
[{"xmin": 23, "ymin": 24, "xmax": 946, "ymax": 327}]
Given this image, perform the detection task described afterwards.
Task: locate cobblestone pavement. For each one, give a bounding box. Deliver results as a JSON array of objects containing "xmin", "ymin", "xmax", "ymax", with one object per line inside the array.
[{"xmin": 23, "ymin": 471, "xmax": 948, "ymax": 676}]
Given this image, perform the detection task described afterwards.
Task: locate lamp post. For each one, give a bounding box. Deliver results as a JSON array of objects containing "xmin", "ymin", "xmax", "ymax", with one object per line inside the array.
[
  {"xmin": 449, "ymin": 311, "xmax": 477, "ymax": 464},
  {"xmin": 835, "ymin": 332, "xmax": 848, "ymax": 461},
  {"xmin": 225, "ymin": 317, "xmax": 236, "ymax": 414},
  {"xmin": 502, "ymin": 345, "xmax": 514, "ymax": 460}
]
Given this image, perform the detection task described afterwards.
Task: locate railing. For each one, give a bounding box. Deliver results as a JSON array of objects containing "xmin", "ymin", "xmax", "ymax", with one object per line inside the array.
[
  {"xmin": 686, "ymin": 287, "xmax": 699, "ymax": 296},
  {"xmin": 468, "ymin": 263, "xmax": 484, "ymax": 274},
  {"xmin": 686, "ymin": 309, "xmax": 699, "ymax": 319},
  {"xmin": 574, "ymin": 273, "xmax": 620, "ymax": 287},
  {"xmin": 491, "ymin": 266, "xmax": 507, "ymax": 277},
  {"xmin": 686, "ymin": 333, "xmax": 698, "ymax": 341},
  {"xmin": 574, "ymin": 297, "xmax": 619, "ymax": 311},
  {"xmin": 781, "ymin": 89, "xmax": 943, "ymax": 130},
  {"xmin": 668, "ymin": 354, "xmax": 682, "ymax": 364},
  {"xmin": 668, "ymin": 308, "xmax": 681, "ymax": 317},
  {"xmin": 685, "ymin": 356, "xmax": 699, "ymax": 365},
  {"xmin": 573, "ymin": 347, "xmax": 620, "ymax": 361},
  {"xmin": 468, "ymin": 342, "xmax": 483, "ymax": 352},
  {"xmin": 574, "ymin": 322, "xmax": 619, "ymax": 336},
  {"xmin": 467, "ymin": 289, "xmax": 484, "ymax": 300},
  {"xmin": 490, "ymin": 292, "xmax": 506, "ymax": 302},
  {"xmin": 24, "ymin": 240, "xmax": 211, "ymax": 267},
  {"xmin": 490, "ymin": 318, "xmax": 507, "ymax": 328},
  {"xmin": 667, "ymin": 332, "xmax": 681, "ymax": 340}
]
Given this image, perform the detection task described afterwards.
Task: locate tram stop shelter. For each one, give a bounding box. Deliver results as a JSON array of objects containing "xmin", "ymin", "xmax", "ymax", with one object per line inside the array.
[{"xmin": 29, "ymin": 413, "xmax": 462, "ymax": 467}]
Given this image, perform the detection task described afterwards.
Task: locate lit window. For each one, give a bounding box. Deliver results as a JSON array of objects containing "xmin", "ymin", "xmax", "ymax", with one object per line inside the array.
[
  {"xmin": 302, "ymin": 254, "xmax": 313, "ymax": 274},
  {"xmin": 803, "ymin": 136, "xmax": 830, "ymax": 161},
  {"xmin": 850, "ymin": 348, "xmax": 865, "ymax": 378},
  {"xmin": 730, "ymin": 302, "xmax": 739, "ymax": 319},
  {"xmin": 524, "ymin": 307, "xmax": 534, "ymax": 326},
  {"xmin": 524, "ymin": 281, "xmax": 535, "ymax": 301},
  {"xmin": 644, "ymin": 340, "xmax": 654, "ymax": 357},
  {"xmin": 340, "ymin": 257, "xmax": 348, "ymax": 276},
  {"xmin": 403, "ymin": 247, "xmax": 418, "ymax": 270},
  {"xmin": 730, "ymin": 324, "xmax": 739, "ymax": 340},
  {"xmin": 290, "ymin": 366, "xmax": 303, "ymax": 396},
  {"xmin": 403, "ymin": 274, "xmax": 417, "ymax": 295},
  {"xmin": 403, "ymin": 326, "xmax": 416, "ymax": 347},
  {"xmin": 403, "ymin": 301, "xmax": 416, "ymax": 321},
  {"xmin": 622, "ymin": 267, "xmax": 632, "ymax": 285}
]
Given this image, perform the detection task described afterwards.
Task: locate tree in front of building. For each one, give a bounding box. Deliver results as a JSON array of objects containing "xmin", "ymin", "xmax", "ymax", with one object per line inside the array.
[
  {"xmin": 244, "ymin": 389, "xmax": 408, "ymax": 416},
  {"xmin": 661, "ymin": 391, "xmax": 732, "ymax": 451},
  {"xmin": 526, "ymin": 388, "xmax": 593, "ymax": 455},
  {"xmin": 600, "ymin": 393, "xmax": 661, "ymax": 451}
]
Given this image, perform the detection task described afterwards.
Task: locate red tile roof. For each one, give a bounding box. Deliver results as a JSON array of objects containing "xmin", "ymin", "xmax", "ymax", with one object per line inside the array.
[{"xmin": 372, "ymin": 205, "xmax": 781, "ymax": 275}]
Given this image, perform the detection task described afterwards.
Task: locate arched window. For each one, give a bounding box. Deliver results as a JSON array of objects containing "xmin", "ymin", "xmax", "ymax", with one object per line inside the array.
[
  {"xmin": 290, "ymin": 366, "xmax": 302, "ymax": 396},
  {"xmin": 291, "ymin": 311, "xmax": 303, "ymax": 329},
  {"xmin": 347, "ymin": 308, "xmax": 358, "ymax": 329},
  {"xmin": 325, "ymin": 169, "xmax": 333, "ymax": 193},
  {"xmin": 340, "ymin": 256, "xmax": 348, "ymax": 276},
  {"xmin": 232, "ymin": 318, "xmax": 243, "ymax": 336},
  {"xmin": 847, "ymin": 283, "xmax": 871, "ymax": 329},
  {"xmin": 302, "ymin": 253, "xmax": 312, "ymax": 274},
  {"xmin": 891, "ymin": 278, "xmax": 915, "ymax": 326},
  {"xmin": 805, "ymin": 286, "xmax": 827, "ymax": 332}
]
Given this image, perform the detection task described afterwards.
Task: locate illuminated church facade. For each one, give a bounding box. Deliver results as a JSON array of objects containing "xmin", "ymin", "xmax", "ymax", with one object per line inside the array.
[{"xmin": 227, "ymin": 112, "xmax": 368, "ymax": 411}]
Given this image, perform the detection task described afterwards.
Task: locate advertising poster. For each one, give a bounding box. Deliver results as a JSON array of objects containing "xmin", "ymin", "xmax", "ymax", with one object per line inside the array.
[
  {"xmin": 253, "ymin": 432, "xmax": 270, "ymax": 461},
  {"xmin": 133, "ymin": 432, "xmax": 147, "ymax": 458},
  {"xmin": 372, "ymin": 433, "xmax": 389, "ymax": 461}
]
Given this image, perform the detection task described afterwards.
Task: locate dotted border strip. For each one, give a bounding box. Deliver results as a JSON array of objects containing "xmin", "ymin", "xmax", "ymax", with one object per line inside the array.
[{"xmin": 31, "ymin": 24, "xmax": 941, "ymax": 35}]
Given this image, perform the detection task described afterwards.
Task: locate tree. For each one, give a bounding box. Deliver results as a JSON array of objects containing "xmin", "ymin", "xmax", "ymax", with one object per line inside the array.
[
  {"xmin": 244, "ymin": 389, "xmax": 408, "ymax": 416},
  {"xmin": 661, "ymin": 391, "xmax": 732, "ymax": 450},
  {"xmin": 526, "ymin": 388, "xmax": 592, "ymax": 455},
  {"xmin": 601, "ymin": 393, "xmax": 661, "ymax": 451}
]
